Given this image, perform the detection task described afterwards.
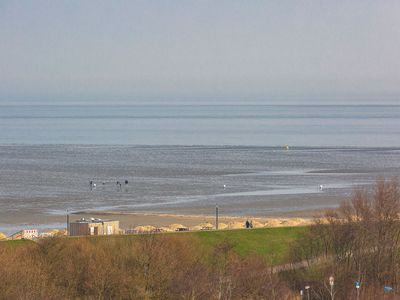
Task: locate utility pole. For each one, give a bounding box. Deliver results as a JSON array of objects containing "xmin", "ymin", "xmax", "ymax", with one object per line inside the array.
[
  {"xmin": 215, "ymin": 204, "xmax": 219, "ymax": 230},
  {"xmin": 329, "ymin": 276, "xmax": 335, "ymax": 300},
  {"xmin": 305, "ymin": 285, "xmax": 310, "ymax": 300},
  {"xmin": 355, "ymin": 281, "xmax": 361, "ymax": 300},
  {"xmin": 66, "ymin": 209, "xmax": 69, "ymax": 236}
]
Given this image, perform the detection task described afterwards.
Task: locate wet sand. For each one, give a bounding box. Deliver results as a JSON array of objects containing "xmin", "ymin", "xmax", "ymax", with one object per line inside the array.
[{"xmin": 2, "ymin": 145, "xmax": 398, "ymax": 235}]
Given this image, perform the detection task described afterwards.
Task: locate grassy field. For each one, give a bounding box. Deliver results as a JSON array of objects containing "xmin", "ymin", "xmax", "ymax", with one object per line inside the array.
[
  {"xmin": 191, "ymin": 227, "xmax": 308, "ymax": 265},
  {"xmin": 0, "ymin": 239, "xmax": 33, "ymax": 248},
  {"xmin": 1, "ymin": 226, "xmax": 308, "ymax": 265}
]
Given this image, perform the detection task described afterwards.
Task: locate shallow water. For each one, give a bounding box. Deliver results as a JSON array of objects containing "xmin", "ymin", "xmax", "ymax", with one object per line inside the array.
[
  {"xmin": 0, "ymin": 144, "xmax": 399, "ymax": 234},
  {"xmin": 1, "ymin": 104, "xmax": 400, "ymax": 233}
]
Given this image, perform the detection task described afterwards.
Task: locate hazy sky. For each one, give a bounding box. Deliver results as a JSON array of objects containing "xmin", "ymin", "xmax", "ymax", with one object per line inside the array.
[{"xmin": 1, "ymin": 1, "xmax": 399, "ymax": 104}]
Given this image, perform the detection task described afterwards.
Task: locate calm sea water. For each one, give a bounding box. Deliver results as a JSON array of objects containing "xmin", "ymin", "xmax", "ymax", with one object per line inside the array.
[
  {"xmin": 0, "ymin": 104, "xmax": 400, "ymax": 146},
  {"xmin": 1, "ymin": 104, "xmax": 400, "ymax": 232}
]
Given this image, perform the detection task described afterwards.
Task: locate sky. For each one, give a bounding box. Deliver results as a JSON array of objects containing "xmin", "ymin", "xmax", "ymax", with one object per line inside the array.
[{"xmin": 0, "ymin": 1, "xmax": 400, "ymax": 105}]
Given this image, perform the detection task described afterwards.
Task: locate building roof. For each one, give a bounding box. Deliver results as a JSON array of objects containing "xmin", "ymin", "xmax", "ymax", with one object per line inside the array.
[{"xmin": 71, "ymin": 218, "xmax": 117, "ymax": 224}]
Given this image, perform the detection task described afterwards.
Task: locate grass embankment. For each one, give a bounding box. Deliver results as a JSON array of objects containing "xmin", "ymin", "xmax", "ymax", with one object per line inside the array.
[
  {"xmin": 1, "ymin": 226, "xmax": 308, "ymax": 265},
  {"xmin": 111, "ymin": 226, "xmax": 308, "ymax": 265},
  {"xmin": 191, "ymin": 227, "xmax": 307, "ymax": 265},
  {"xmin": 0, "ymin": 239, "xmax": 33, "ymax": 248}
]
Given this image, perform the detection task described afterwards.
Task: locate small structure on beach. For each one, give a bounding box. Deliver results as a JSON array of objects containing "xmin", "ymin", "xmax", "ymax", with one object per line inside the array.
[
  {"xmin": 69, "ymin": 218, "xmax": 120, "ymax": 236},
  {"xmin": 168, "ymin": 223, "xmax": 189, "ymax": 232}
]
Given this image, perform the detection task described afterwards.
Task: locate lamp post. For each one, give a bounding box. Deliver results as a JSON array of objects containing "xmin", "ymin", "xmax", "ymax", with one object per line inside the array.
[
  {"xmin": 305, "ymin": 285, "xmax": 310, "ymax": 300},
  {"xmin": 66, "ymin": 208, "xmax": 69, "ymax": 236},
  {"xmin": 215, "ymin": 204, "xmax": 219, "ymax": 230},
  {"xmin": 329, "ymin": 276, "xmax": 334, "ymax": 300},
  {"xmin": 355, "ymin": 281, "xmax": 361, "ymax": 300}
]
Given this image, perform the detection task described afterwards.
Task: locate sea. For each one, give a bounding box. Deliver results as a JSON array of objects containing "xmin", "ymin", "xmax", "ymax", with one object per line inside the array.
[{"xmin": 1, "ymin": 104, "xmax": 400, "ymax": 233}]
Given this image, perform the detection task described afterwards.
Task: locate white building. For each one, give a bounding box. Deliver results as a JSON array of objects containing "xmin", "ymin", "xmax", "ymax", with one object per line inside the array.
[
  {"xmin": 10, "ymin": 229, "xmax": 38, "ymax": 240},
  {"xmin": 69, "ymin": 218, "xmax": 120, "ymax": 236},
  {"xmin": 21, "ymin": 229, "xmax": 38, "ymax": 239}
]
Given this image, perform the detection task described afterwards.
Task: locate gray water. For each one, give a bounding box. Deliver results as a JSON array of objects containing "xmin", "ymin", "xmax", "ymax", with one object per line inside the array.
[
  {"xmin": 1, "ymin": 104, "xmax": 400, "ymax": 146},
  {"xmin": 1, "ymin": 145, "xmax": 400, "ymax": 228},
  {"xmin": 1, "ymin": 104, "xmax": 400, "ymax": 232}
]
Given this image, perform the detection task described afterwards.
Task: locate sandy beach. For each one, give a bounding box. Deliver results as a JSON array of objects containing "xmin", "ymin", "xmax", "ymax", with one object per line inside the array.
[
  {"xmin": 0, "ymin": 194, "xmax": 329, "ymax": 235},
  {"xmin": 0, "ymin": 209, "xmax": 316, "ymax": 237},
  {"xmin": 70, "ymin": 211, "xmax": 315, "ymax": 231}
]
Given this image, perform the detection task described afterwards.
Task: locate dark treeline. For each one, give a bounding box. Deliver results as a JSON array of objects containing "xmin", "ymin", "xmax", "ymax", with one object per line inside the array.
[
  {"xmin": 1, "ymin": 179, "xmax": 400, "ymax": 299},
  {"xmin": 0, "ymin": 234, "xmax": 293, "ymax": 299}
]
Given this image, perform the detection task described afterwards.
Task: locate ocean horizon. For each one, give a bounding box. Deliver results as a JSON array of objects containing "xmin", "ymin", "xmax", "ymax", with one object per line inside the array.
[{"xmin": 1, "ymin": 104, "xmax": 400, "ymax": 147}]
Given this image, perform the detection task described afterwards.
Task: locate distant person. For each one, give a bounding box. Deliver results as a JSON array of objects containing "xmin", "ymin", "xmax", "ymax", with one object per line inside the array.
[
  {"xmin": 245, "ymin": 220, "xmax": 250, "ymax": 229},
  {"xmin": 89, "ymin": 181, "xmax": 96, "ymax": 189},
  {"xmin": 125, "ymin": 179, "xmax": 128, "ymax": 185},
  {"xmin": 250, "ymin": 220, "xmax": 253, "ymax": 229}
]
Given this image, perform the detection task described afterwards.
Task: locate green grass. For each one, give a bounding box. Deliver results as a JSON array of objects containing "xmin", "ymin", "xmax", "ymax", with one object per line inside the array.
[
  {"xmin": 97, "ymin": 226, "xmax": 308, "ymax": 265},
  {"xmin": 113, "ymin": 226, "xmax": 307, "ymax": 264},
  {"xmin": 1, "ymin": 227, "xmax": 308, "ymax": 265},
  {"xmin": 191, "ymin": 226, "xmax": 308, "ymax": 265},
  {"xmin": 104, "ymin": 226, "xmax": 308, "ymax": 265},
  {"xmin": 0, "ymin": 239, "xmax": 33, "ymax": 248}
]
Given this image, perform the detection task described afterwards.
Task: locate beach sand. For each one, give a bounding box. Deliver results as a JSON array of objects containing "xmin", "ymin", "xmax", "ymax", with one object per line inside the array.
[
  {"xmin": 70, "ymin": 211, "xmax": 316, "ymax": 231},
  {"xmin": 0, "ymin": 196, "xmax": 332, "ymax": 235},
  {"xmin": 0, "ymin": 204, "xmax": 328, "ymax": 235}
]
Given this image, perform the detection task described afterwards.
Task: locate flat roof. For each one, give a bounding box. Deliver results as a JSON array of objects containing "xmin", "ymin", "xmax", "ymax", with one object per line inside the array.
[{"xmin": 71, "ymin": 218, "xmax": 118, "ymax": 224}]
